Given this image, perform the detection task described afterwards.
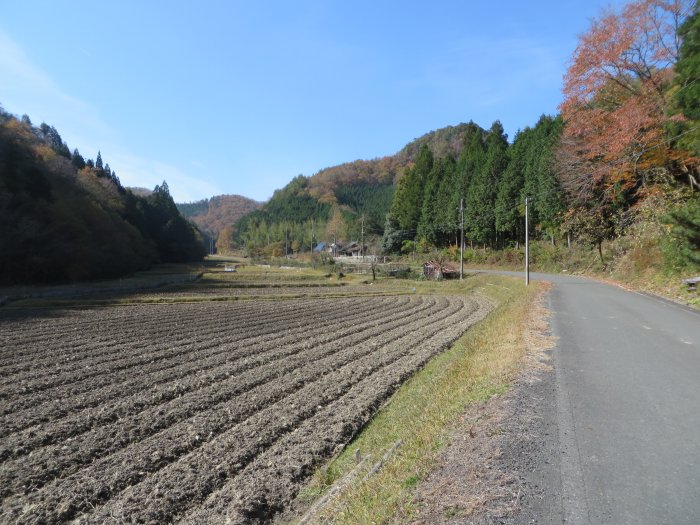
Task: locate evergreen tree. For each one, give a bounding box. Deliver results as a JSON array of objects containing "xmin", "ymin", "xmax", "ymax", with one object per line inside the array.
[
  {"xmin": 381, "ymin": 213, "xmax": 412, "ymax": 253},
  {"xmin": 433, "ymin": 156, "xmax": 459, "ymax": 244},
  {"xmin": 390, "ymin": 144, "xmax": 433, "ymax": 232},
  {"xmin": 95, "ymin": 151, "xmax": 104, "ymax": 171},
  {"xmin": 673, "ymin": 3, "xmax": 700, "ymax": 156},
  {"xmin": 71, "ymin": 148, "xmax": 86, "ymax": 170},
  {"xmin": 533, "ymin": 116, "xmax": 564, "ymax": 239},
  {"xmin": 464, "ymin": 121, "xmax": 507, "ymax": 246},
  {"xmin": 675, "ymin": 3, "xmax": 700, "ymax": 122},
  {"xmin": 665, "ymin": 197, "xmax": 700, "ymax": 268},
  {"xmin": 38, "ymin": 123, "xmax": 71, "ymax": 158},
  {"xmin": 451, "ymin": 124, "xmax": 486, "ymax": 242},
  {"xmin": 418, "ymin": 157, "xmax": 455, "ymax": 245},
  {"xmin": 495, "ymin": 127, "xmax": 531, "ymax": 243}
]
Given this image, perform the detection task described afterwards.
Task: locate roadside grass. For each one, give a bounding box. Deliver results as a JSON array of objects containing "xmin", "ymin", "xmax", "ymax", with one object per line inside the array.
[{"xmin": 293, "ymin": 274, "xmax": 539, "ymax": 524}]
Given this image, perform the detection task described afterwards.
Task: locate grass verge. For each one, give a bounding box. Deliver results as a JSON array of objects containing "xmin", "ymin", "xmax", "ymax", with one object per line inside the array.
[{"xmin": 291, "ymin": 274, "xmax": 541, "ymax": 524}]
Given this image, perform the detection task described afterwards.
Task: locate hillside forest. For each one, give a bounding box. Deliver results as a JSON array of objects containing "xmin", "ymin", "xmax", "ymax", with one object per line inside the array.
[
  {"xmin": 1, "ymin": 0, "xmax": 698, "ymax": 286},
  {"xmin": 0, "ymin": 110, "xmax": 205, "ymax": 285},
  {"xmin": 226, "ymin": 123, "xmax": 471, "ymax": 257},
  {"xmin": 177, "ymin": 195, "xmax": 262, "ymax": 252},
  {"xmin": 220, "ymin": 0, "xmax": 699, "ymax": 275}
]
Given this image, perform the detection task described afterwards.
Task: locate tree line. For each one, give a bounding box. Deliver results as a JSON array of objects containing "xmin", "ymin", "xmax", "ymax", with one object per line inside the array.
[
  {"xmin": 0, "ymin": 108, "xmax": 205, "ymax": 285},
  {"xmin": 222, "ymin": 174, "xmax": 394, "ymax": 256},
  {"xmin": 384, "ymin": 0, "xmax": 699, "ymax": 269},
  {"xmin": 219, "ymin": 0, "xmax": 699, "ymax": 271},
  {"xmin": 382, "ymin": 117, "xmax": 563, "ymax": 253}
]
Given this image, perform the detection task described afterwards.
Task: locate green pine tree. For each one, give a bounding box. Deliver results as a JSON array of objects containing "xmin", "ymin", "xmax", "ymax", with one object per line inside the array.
[
  {"xmin": 673, "ymin": 3, "xmax": 700, "ymax": 156},
  {"xmin": 465, "ymin": 121, "xmax": 507, "ymax": 246},
  {"xmin": 390, "ymin": 144, "xmax": 433, "ymax": 232}
]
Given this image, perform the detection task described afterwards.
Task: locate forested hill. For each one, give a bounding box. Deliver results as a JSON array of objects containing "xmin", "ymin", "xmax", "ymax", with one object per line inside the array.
[
  {"xmin": 225, "ymin": 123, "xmax": 477, "ymax": 254},
  {"xmin": 0, "ymin": 107, "xmax": 206, "ymax": 285},
  {"xmin": 177, "ymin": 195, "xmax": 261, "ymax": 238},
  {"xmin": 306, "ymin": 123, "xmax": 474, "ymax": 202}
]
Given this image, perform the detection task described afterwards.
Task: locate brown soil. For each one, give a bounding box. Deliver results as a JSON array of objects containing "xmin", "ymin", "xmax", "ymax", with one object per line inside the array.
[{"xmin": 0, "ymin": 292, "xmax": 490, "ymax": 524}]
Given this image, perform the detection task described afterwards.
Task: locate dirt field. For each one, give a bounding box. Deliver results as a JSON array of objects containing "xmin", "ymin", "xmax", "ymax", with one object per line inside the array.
[{"xmin": 0, "ymin": 285, "xmax": 490, "ymax": 524}]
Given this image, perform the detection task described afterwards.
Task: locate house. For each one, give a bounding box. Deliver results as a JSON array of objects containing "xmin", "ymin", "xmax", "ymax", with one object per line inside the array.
[
  {"xmin": 313, "ymin": 242, "xmax": 327, "ymax": 253},
  {"xmin": 423, "ymin": 260, "xmax": 459, "ymax": 280},
  {"xmin": 332, "ymin": 241, "xmax": 365, "ymax": 257}
]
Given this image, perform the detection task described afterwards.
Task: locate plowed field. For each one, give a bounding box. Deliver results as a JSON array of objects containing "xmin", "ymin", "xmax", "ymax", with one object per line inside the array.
[{"xmin": 0, "ymin": 293, "xmax": 490, "ymax": 524}]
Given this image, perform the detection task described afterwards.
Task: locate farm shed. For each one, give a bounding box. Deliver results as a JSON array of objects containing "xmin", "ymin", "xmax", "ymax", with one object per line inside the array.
[
  {"xmin": 423, "ymin": 260, "xmax": 459, "ymax": 280},
  {"xmin": 335, "ymin": 241, "xmax": 364, "ymax": 257}
]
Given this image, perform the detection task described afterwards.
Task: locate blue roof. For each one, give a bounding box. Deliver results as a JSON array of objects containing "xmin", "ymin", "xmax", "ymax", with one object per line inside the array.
[{"xmin": 313, "ymin": 242, "xmax": 326, "ymax": 252}]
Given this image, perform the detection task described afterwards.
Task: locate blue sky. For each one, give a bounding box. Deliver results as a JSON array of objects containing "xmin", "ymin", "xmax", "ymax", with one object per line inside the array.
[{"xmin": 0, "ymin": 0, "xmax": 627, "ymax": 202}]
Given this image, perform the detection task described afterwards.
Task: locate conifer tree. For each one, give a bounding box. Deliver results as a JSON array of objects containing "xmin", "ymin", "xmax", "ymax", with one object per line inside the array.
[
  {"xmin": 495, "ymin": 127, "xmax": 532, "ymax": 242},
  {"xmin": 532, "ymin": 116, "xmax": 564, "ymax": 239},
  {"xmin": 390, "ymin": 144, "xmax": 433, "ymax": 232},
  {"xmin": 465, "ymin": 121, "xmax": 507, "ymax": 246},
  {"xmin": 418, "ymin": 157, "xmax": 457, "ymax": 245},
  {"xmin": 71, "ymin": 148, "xmax": 86, "ymax": 170},
  {"xmin": 673, "ymin": 2, "xmax": 700, "ymax": 157}
]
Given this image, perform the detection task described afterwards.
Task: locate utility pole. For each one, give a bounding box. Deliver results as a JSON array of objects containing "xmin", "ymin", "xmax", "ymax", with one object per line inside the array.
[
  {"xmin": 459, "ymin": 198, "xmax": 464, "ymax": 280},
  {"xmin": 525, "ymin": 196, "xmax": 530, "ymax": 286},
  {"xmin": 285, "ymin": 229, "xmax": 289, "ymax": 257},
  {"xmin": 360, "ymin": 214, "xmax": 365, "ymax": 262},
  {"xmin": 310, "ymin": 220, "xmax": 314, "ymax": 255}
]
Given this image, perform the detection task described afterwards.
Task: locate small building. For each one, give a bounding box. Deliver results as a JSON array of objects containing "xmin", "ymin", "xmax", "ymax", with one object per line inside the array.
[
  {"xmin": 335, "ymin": 241, "xmax": 364, "ymax": 257},
  {"xmin": 423, "ymin": 260, "xmax": 459, "ymax": 280},
  {"xmin": 313, "ymin": 242, "xmax": 327, "ymax": 253}
]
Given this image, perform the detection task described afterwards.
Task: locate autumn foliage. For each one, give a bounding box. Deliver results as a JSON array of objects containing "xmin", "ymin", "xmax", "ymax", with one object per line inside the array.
[{"xmin": 558, "ymin": 0, "xmax": 693, "ymax": 204}]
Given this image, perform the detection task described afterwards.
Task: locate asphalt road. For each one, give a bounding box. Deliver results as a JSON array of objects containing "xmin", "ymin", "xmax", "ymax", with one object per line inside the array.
[{"xmin": 475, "ymin": 270, "xmax": 700, "ymax": 524}]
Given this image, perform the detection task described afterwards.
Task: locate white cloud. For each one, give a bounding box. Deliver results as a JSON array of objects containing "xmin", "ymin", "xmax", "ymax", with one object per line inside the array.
[
  {"xmin": 0, "ymin": 30, "xmax": 219, "ymax": 203},
  {"xmin": 0, "ymin": 31, "xmax": 112, "ymax": 146},
  {"xmin": 109, "ymin": 150, "xmax": 222, "ymax": 202}
]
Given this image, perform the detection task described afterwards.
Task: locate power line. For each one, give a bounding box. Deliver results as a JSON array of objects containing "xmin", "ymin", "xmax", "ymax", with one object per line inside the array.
[
  {"xmin": 642, "ymin": 122, "xmax": 700, "ymax": 153},
  {"xmin": 672, "ymin": 75, "xmax": 700, "ymax": 98}
]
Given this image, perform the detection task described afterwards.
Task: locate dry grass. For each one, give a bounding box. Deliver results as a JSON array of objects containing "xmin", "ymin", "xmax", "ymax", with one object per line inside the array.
[{"xmin": 288, "ymin": 274, "xmax": 543, "ymax": 524}]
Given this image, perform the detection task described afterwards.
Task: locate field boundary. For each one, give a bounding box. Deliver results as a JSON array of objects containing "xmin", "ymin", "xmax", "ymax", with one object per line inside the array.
[{"xmin": 283, "ymin": 275, "xmax": 538, "ymax": 524}]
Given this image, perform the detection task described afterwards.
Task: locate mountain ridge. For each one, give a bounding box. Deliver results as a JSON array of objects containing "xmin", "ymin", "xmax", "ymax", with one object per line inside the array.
[
  {"xmin": 187, "ymin": 122, "xmax": 479, "ymax": 248},
  {"xmin": 177, "ymin": 194, "xmax": 262, "ymax": 238}
]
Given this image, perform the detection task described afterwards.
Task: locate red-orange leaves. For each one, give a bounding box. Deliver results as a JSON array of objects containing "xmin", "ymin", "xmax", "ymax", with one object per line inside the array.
[{"xmin": 559, "ymin": 0, "xmax": 691, "ymax": 202}]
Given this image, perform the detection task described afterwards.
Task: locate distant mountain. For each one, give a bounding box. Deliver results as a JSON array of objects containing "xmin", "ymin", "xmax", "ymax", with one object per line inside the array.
[
  {"xmin": 306, "ymin": 123, "xmax": 474, "ymax": 203},
  {"xmin": 177, "ymin": 195, "xmax": 262, "ymax": 237},
  {"xmin": 229, "ymin": 122, "xmax": 478, "ymax": 251}
]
